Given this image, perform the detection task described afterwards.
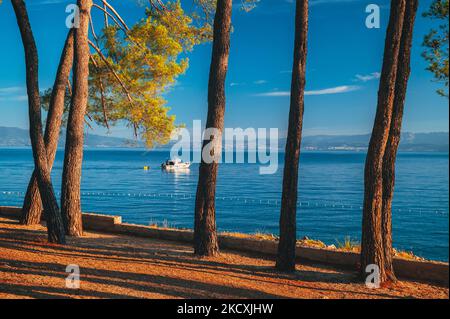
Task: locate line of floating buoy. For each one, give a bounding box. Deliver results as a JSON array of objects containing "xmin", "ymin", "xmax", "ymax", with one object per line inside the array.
[{"xmin": 1, "ymin": 190, "xmax": 448, "ymax": 215}]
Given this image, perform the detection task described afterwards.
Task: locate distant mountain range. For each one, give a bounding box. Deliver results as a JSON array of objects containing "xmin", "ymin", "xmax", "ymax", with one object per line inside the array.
[
  {"xmin": 0, "ymin": 126, "xmax": 143, "ymax": 148},
  {"xmin": 300, "ymin": 132, "xmax": 449, "ymax": 152},
  {"xmin": 0, "ymin": 126, "xmax": 448, "ymax": 152}
]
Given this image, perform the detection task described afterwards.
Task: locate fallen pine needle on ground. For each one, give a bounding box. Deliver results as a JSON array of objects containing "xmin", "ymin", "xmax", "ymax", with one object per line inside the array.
[{"xmin": 0, "ymin": 216, "xmax": 447, "ymax": 299}]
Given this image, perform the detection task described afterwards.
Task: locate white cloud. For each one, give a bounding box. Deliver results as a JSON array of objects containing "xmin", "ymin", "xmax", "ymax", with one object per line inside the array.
[
  {"xmin": 231, "ymin": 81, "xmax": 267, "ymax": 87},
  {"xmin": 15, "ymin": 95, "xmax": 29, "ymax": 102},
  {"xmin": 256, "ymin": 91, "xmax": 290, "ymax": 97},
  {"xmin": 254, "ymin": 80, "xmax": 268, "ymax": 85},
  {"xmin": 354, "ymin": 72, "xmax": 381, "ymax": 82},
  {"xmin": 305, "ymin": 85, "xmax": 360, "ymax": 95},
  {"xmin": 0, "ymin": 87, "xmax": 28, "ymax": 102},
  {"xmin": 310, "ymin": 0, "xmax": 360, "ymax": 6},
  {"xmin": 31, "ymin": 0, "xmax": 68, "ymax": 5},
  {"xmin": 255, "ymin": 85, "xmax": 360, "ymax": 97},
  {"xmin": 0, "ymin": 86, "xmax": 24, "ymax": 94}
]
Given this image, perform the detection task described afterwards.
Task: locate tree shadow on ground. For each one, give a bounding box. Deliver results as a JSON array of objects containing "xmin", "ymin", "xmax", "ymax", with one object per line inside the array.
[{"xmin": 0, "ymin": 220, "xmax": 406, "ymax": 299}]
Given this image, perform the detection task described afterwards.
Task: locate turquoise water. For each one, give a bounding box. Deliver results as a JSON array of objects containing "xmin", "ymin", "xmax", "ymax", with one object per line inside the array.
[{"xmin": 0, "ymin": 148, "xmax": 448, "ymax": 261}]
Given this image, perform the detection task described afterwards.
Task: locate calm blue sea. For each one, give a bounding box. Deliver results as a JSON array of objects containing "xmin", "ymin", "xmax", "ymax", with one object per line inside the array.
[{"xmin": 0, "ymin": 148, "xmax": 448, "ymax": 261}]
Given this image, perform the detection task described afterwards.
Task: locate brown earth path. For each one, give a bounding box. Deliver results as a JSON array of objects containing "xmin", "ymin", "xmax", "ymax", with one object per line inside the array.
[{"xmin": 0, "ymin": 216, "xmax": 447, "ymax": 299}]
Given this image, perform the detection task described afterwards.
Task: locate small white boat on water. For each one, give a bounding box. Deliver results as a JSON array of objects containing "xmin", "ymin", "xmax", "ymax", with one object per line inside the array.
[{"xmin": 161, "ymin": 158, "xmax": 191, "ymax": 171}]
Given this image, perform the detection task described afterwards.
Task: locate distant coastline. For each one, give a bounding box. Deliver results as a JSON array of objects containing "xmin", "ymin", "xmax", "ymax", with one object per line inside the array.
[{"xmin": 0, "ymin": 126, "xmax": 448, "ymax": 152}]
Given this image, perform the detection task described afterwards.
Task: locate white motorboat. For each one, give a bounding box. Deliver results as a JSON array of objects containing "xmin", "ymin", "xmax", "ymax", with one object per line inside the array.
[{"xmin": 161, "ymin": 158, "xmax": 191, "ymax": 171}]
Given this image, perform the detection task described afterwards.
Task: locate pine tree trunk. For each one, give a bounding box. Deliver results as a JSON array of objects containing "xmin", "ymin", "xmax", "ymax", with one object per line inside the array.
[
  {"xmin": 61, "ymin": 0, "xmax": 92, "ymax": 237},
  {"xmin": 11, "ymin": 0, "xmax": 65, "ymax": 244},
  {"xmin": 361, "ymin": 0, "xmax": 406, "ymax": 284},
  {"xmin": 194, "ymin": 0, "xmax": 232, "ymax": 257},
  {"xmin": 381, "ymin": 0, "xmax": 418, "ymax": 283},
  {"xmin": 21, "ymin": 29, "xmax": 74, "ymax": 226},
  {"xmin": 276, "ymin": 0, "xmax": 309, "ymax": 272}
]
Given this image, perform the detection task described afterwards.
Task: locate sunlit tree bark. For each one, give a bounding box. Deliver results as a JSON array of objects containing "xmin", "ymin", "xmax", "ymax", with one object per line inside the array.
[
  {"xmin": 381, "ymin": 0, "xmax": 419, "ymax": 283},
  {"xmin": 194, "ymin": 0, "xmax": 232, "ymax": 256},
  {"xmin": 361, "ymin": 0, "xmax": 406, "ymax": 284},
  {"xmin": 61, "ymin": 0, "xmax": 93, "ymax": 237},
  {"xmin": 21, "ymin": 29, "xmax": 74, "ymax": 226},
  {"xmin": 11, "ymin": 0, "xmax": 65, "ymax": 244},
  {"xmin": 276, "ymin": 0, "xmax": 309, "ymax": 272}
]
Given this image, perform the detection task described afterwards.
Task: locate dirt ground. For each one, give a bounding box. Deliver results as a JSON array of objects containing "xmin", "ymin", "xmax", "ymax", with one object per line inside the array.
[{"xmin": 0, "ymin": 216, "xmax": 447, "ymax": 299}]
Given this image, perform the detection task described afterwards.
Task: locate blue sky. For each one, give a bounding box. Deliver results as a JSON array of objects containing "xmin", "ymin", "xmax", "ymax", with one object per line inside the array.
[{"xmin": 0, "ymin": 0, "xmax": 448, "ymax": 139}]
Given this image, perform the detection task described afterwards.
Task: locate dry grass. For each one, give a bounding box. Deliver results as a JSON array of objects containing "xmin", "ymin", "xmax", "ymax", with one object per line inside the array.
[
  {"xmin": 298, "ymin": 238, "xmax": 327, "ymax": 249},
  {"xmin": 151, "ymin": 226, "xmax": 426, "ymax": 261},
  {"xmin": 394, "ymin": 249, "xmax": 425, "ymax": 261},
  {"xmin": 220, "ymin": 231, "xmax": 278, "ymax": 241},
  {"xmin": 0, "ymin": 216, "xmax": 447, "ymax": 299},
  {"xmin": 336, "ymin": 236, "xmax": 361, "ymax": 253}
]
